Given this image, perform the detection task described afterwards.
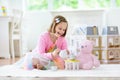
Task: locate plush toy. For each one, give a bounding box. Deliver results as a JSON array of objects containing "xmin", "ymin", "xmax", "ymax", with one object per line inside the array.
[{"xmin": 76, "ymin": 40, "xmax": 100, "ymax": 70}]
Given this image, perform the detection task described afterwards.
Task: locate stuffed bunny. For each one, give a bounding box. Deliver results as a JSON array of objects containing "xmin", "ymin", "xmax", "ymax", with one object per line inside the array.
[{"xmin": 76, "ymin": 40, "xmax": 100, "ymax": 70}]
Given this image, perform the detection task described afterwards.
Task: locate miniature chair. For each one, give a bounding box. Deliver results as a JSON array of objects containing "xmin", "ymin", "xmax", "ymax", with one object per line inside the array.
[
  {"xmin": 65, "ymin": 59, "xmax": 80, "ymax": 70},
  {"xmin": 10, "ymin": 9, "xmax": 23, "ymax": 59}
]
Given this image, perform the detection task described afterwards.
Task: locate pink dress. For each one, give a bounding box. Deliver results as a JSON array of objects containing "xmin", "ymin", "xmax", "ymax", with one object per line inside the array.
[{"xmin": 24, "ymin": 32, "xmax": 68, "ymax": 70}]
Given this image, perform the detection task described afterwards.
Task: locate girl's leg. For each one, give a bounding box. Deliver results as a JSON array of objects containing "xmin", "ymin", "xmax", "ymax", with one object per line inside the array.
[
  {"xmin": 24, "ymin": 52, "xmax": 44, "ymax": 70},
  {"xmin": 23, "ymin": 52, "xmax": 34, "ymax": 70}
]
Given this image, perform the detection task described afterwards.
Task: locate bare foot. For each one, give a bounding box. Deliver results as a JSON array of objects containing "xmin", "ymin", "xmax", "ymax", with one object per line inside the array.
[
  {"xmin": 32, "ymin": 58, "xmax": 45, "ymax": 70},
  {"xmin": 37, "ymin": 64, "xmax": 44, "ymax": 70}
]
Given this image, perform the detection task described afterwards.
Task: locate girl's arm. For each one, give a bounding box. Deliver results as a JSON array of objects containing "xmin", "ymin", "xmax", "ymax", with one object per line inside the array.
[
  {"xmin": 61, "ymin": 37, "xmax": 68, "ymax": 50},
  {"xmin": 37, "ymin": 34, "xmax": 53, "ymax": 60}
]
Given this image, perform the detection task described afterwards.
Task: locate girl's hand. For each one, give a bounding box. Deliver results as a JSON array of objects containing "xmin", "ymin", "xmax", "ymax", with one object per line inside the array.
[
  {"xmin": 52, "ymin": 48, "xmax": 60, "ymax": 57},
  {"xmin": 66, "ymin": 49, "xmax": 70, "ymax": 55}
]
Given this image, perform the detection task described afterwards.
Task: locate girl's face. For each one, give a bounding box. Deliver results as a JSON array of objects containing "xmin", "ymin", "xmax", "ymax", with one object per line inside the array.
[{"xmin": 55, "ymin": 22, "xmax": 67, "ymax": 37}]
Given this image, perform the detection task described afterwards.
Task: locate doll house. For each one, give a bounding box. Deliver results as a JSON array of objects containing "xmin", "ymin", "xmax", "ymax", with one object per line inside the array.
[
  {"xmin": 69, "ymin": 25, "xmax": 120, "ymax": 63},
  {"xmin": 86, "ymin": 26, "xmax": 102, "ymax": 60},
  {"xmin": 101, "ymin": 26, "xmax": 120, "ymax": 61},
  {"xmin": 69, "ymin": 25, "xmax": 102, "ymax": 60},
  {"xmin": 80, "ymin": 26, "xmax": 120, "ymax": 62}
]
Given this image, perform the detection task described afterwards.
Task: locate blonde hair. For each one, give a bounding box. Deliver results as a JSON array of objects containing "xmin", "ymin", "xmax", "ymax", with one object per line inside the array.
[{"xmin": 48, "ymin": 15, "xmax": 68, "ymax": 37}]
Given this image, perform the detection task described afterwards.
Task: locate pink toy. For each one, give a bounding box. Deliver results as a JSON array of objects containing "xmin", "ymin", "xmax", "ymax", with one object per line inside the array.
[{"xmin": 76, "ymin": 40, "xmax": 100, "ymax": 70}]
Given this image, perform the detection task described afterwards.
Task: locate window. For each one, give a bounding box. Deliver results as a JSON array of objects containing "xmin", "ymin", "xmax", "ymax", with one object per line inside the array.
[
  {"xmin": 25, "ymin": 0, "xmax": 120, "ymax": 11},
  {"xmin": 53, "ymin": 0, "xmax": 78, "ymax": 10},
  {"xmin": 26, "ymin": 0, "xmax": 48, "ymax": 10},
  {"xmin": 116, "ymin": 0, "xmax": 120, "ymax": 7}
]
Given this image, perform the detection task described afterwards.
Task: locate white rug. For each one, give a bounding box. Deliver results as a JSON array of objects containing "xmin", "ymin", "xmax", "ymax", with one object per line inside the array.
[{"xmin": 0, "ymin": 64, "xmax": 120, "ymax": 78}]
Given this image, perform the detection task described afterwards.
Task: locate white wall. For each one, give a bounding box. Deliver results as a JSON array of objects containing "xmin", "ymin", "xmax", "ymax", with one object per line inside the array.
[
  {"xmin": 106, "ymin": 8, "xmax": 120, "ymax": 35},
  {"xmin": 22, "ymin": 11, "xmax": 52, "ymax": 52},
  {"xmin": 106, "ymin": 8, "xmax": 120, "ymax": 26}
]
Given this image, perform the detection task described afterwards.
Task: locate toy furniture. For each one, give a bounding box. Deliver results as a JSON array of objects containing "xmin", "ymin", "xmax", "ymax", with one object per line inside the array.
[
  {"xmin": 9, "ymin": 9, "xmax": 23, "ymax": 59},
  {"xmin": 65, "ymin": 59, "xmax": 79, "ymax": 70}
]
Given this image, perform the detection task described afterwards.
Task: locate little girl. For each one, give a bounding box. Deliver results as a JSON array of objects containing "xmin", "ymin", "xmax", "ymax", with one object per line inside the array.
[{"xmin": 23, "ymin": 15, "xmax": 69, "ymax": 70}]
